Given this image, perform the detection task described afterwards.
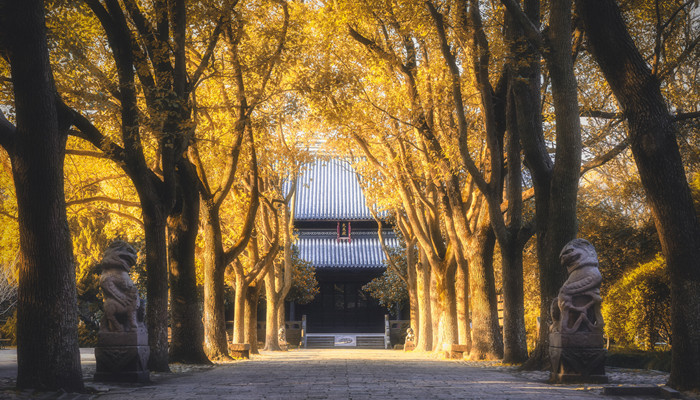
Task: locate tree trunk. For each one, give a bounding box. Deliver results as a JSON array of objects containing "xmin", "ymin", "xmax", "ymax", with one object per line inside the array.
[
  {"xmin": 501, "ymin": 244, "xmax": 528, "ymax": 363},
  {"xmin": 277, "ymin": 300, "xmax": 286, "ymax": 346},
  {"xmin": 430, "ymin": 270, "xmax": 442, "ymax": 351},
  {"xmin": 168, "ymin": 161, "xmax": 210, "ymax": 364},
  {"xmin": 506, "ymin": 0, "xmax": 582, "ymax": 370},
  {"xmin": 415, "ymin": 250, "xmax": 433, "ymax": 351},
  {"xmin": 407, "ymin": 238, "xmax": 419, "ymax": 340},
  {"xmin": 456, "ymin": 258, "xmax": 471, "ymax": 350},
  {"xmin": 1, "ymin": 0, "xmax": 84, "ymax": 391},
  {"xmin": 466, "ymin": 211, "xmax": 503, "ymax": 360},
  {"xmin": 441, "ymin": 260, "xmax": 459, "ymax": 349},
  {"xmin": 246, "ymin": 283, "xmax": 262, "ymax": 354},
  {"xmin": 264, "ymin": 271, "xmax": 281, "ymax": 351},
  {"xmin": 201, "ymin": 202, "xmax": 231, "ymax": 359},
  {"xmin": 141, "ymin": 209, "xmax": 171, "ymax": 371},
  {"xmin": 232, "ymin": 273, "xmax": 246, "ymax": 343},
  {"xmin": 578, "ymin": 0, "xmax": 700, "ymax": 389}
]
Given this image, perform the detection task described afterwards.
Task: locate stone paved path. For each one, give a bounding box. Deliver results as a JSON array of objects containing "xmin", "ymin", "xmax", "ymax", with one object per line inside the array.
[{"xmin": 0, "ymin": 349, "xmax": 678, "ymax": 399}]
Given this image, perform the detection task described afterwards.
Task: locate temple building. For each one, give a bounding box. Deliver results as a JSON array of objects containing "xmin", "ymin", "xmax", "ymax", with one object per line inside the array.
[{"xmin": 290, "ymin": 158, "xmax": 398, "ymax": 337}]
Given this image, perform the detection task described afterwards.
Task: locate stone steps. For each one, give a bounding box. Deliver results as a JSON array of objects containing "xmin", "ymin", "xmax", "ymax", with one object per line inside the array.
[
  {"xmin": 356, "ymin": 336, "xmax": 385, "ymax": 349},
  {"xmin": 305, "ymin": 335, "xmax": 386, "ymax": 349}
]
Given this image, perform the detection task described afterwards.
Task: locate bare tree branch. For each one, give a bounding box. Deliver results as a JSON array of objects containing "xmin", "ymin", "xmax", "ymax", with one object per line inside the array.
[
  {"xmin": 580, "ymin": 139, "xmax": 629, "ymax": 176},
  {"xmin": 100, "ymin": 208, "xmax": 144, "ymax": 228},
  {"xmin": 189, "ymin": 13, "xmax": 228, "ymax": 92},
  {"xmin": 66, "ymin": 196, "xmax": 141, "ymax": 208},
  {"xmin": 500, "ymin": 0, "xmax": 545, "ymax": 52},
  {"xmin": 657, "ymin": 34, "xmax": 700, "ymax": 82},
  {"xmin": 65, "ymin": 148, "xmax": 111, "ymax": 159},
  {"xmin": 676, "ymin": 111, "xmax": 700, "ymax": 122},
  {"xmin": 60, "ymin": 102, "xmax": 127, "ymax": 165},
  {"xmin": 0, "ymin": 209, "xmax": 17, "ymax": 220}
]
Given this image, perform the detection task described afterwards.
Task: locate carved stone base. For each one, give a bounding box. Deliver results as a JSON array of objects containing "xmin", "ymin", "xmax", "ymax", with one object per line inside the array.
[
  {"xmin": 549, "ymin": 332, "xmax": 607, "ymax": 384},
  {"xmin": 94, "ymin": 329, "xmax": 150, "ymax": 383}
]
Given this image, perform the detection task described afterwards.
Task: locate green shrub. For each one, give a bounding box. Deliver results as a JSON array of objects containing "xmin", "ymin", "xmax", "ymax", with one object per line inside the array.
[
  {"xmin": 1, "ymin": 310, "xmax": 16, "ymax": 345},
  {"xmin": 602, "ymin": 254, "xmax": 671, "ymax": 350}
]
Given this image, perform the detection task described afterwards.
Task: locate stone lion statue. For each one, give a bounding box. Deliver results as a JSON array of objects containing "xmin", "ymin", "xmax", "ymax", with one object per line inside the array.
[
  {"xmin": 551, "ymin": 238, "xmax": 604, "ymax": 334},
  {"xmin": 98, "ymin": 241, "xmax": 144, "ymax": 332},
  {"xmin": 405, "ymin": 327, "xmax": 415, "ymax": 343},
  {"xmin": 278, "ymin": 327, "xmax": 287, "ymax": 344}
]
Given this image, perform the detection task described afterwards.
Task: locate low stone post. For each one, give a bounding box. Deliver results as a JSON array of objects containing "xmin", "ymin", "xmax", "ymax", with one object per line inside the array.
[
  {"xmin": 301, "ymin": 315, "xmax": 307, "ymax": 348},
  {"xmin": 94, "ymin": 241, "xmax": 150, "ymax": 383},
  {"xmin": 384, "ymin": 315, "xmax": 390, "ymax": 349},
  {"xmin": 278, "ymin": 326, "xmax": 288, "ymax": 351},
  {"xmin": 549, "ymin": 239, "xmax": 608, "ymax": 383}
]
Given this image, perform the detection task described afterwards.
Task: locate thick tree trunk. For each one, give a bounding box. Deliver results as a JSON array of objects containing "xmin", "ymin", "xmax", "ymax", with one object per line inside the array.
[
  {"xmin": 168, "ymin": 161, "xmax": 210, "ymax": 364},
  {"xmin": 467, "ymin": 211, "xmax": 503, "ymax": 360},
  {"xmin": 264, "ymin": 272, "xmax": 281, "ymax": 351},
  {"xmin": 232, "ymin": 274, "xmax": 246, "ymax": 343},
  {"xmin": 201, "ymin": 203, "xmax": 231, "ymax": 359},
  {"xmin": 501, "ymin": 245, "xmax": 528, "ymax": 363},
  {"xmin": 441, "ymin": 261, "xmax": 459, "ymax": 350},
  {"xmin": 141, "ymin": 210, "xmax": 171, "ymax": 371},
  {"xmin": 2, "ymin": 0, "xmax": 84, "ymax": 390},
  {"xmin": 246, "ymin": 283, "xmax": 262, "ymax": 354},
  {"xmin": 407, "ymin": 242, "xmax": 419, "ymax": 339},
  {"xmin": 506, "ymin": 0, "xmax": 582, "ymax": 370},
  {"xmin": 578, "ymin": 0, "xmax": 700, "ymax": 389},
  {"xmin": 430, "ymin": 271, "xmax": 442, "ymax": 350},
  {"xmin": 456, "ymin": 258, "xmax": 471, "ymax": 349},
  {"xmin": 415, "ymin": 251, "xmax": 433, "ymax": 351},
  {"xmin": 277, "ymin": 301, "xmax": 286, "ymax": 345}
]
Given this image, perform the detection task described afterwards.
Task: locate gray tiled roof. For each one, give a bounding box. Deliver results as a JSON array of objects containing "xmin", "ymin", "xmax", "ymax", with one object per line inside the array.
[
  {"xmin": 297, "ymin": 230, "xmax": 399, "ymax": 268},
  {"xmin": 294, "ymin": 159, "xmax": 374, "ymax": 221}
]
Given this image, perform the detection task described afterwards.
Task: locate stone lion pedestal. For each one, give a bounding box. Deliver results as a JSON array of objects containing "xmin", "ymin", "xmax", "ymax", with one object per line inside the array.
[
  {"xmin": 549, "ymin": 332, "xmax": 607, "ymax": 383},
  {"xmin": 95, "ymin": 328, "xmax": 150, "ymax": 383},
  {"xmin": 94, "ymin": 241, "xmax": 150, "ymax": 383},
  {"xmin": 549, "ymin": 239, "xmax": 608, "ymax": 384}
]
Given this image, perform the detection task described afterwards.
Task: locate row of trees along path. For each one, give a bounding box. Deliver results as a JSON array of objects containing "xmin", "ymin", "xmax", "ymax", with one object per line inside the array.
[{"xmin": 0, "ymin": 0, "xmax": 698, "ymax": 392}]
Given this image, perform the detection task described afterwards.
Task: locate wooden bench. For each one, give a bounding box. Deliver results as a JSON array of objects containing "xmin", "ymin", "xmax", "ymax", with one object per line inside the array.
[{"xmin": 230, "ymin": 343, "xmax": 250, "ymax": 359}]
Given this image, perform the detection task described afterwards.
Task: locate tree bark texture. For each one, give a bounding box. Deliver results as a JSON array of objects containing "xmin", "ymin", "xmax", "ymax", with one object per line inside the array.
[
  {"xmin": 1, "ymin": 0, "xmax": 84, "ymax": 391},
  {"xmin": 466, "ymin": 210, "xmax": 503, "ymax": 360},
  {"xmin": 438, "ymin": 260, "xmax": 459, "ymax": 351},
  {"xmin": 264, "ymin": 270, "xmax": 281, "ymax": 351},
  {"xmin": 201, "ymin": 202, "xmax": 231, "ymax": 359},
  {"xmin": 232, "ymin": 273, "xmax": 247, "ymax": 343},
  {"xmin": 415, "ymin": 251, "xmax": 433, "ymax": 351},
  {"xmin": 500, "ymin": 245, "xmax": 528, "ymax": 363},
  {"xmin": 578, "ymin": 0, "xmax": 700, "ymax": 389},
  {"xmin": 245, "ymin": 283, "xmax": 262, "ymax": 354},
  {"xmin": 430, "ymin": 271, "xmax": 442, "ymax": 351},
  {"xmin": 142, "ymin": 209, "xmax": 170, "ymax": 371},
  {"xmin": 456, "ymin": 259, "xmax": 471, "ymax": 349},
  {"xmin": 168, "ymin": 160, "xmax": 210, "ymax": 364},
  {"xmin": 407, "ymin": 238, "xmax": 419, "ymax": 340}
]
